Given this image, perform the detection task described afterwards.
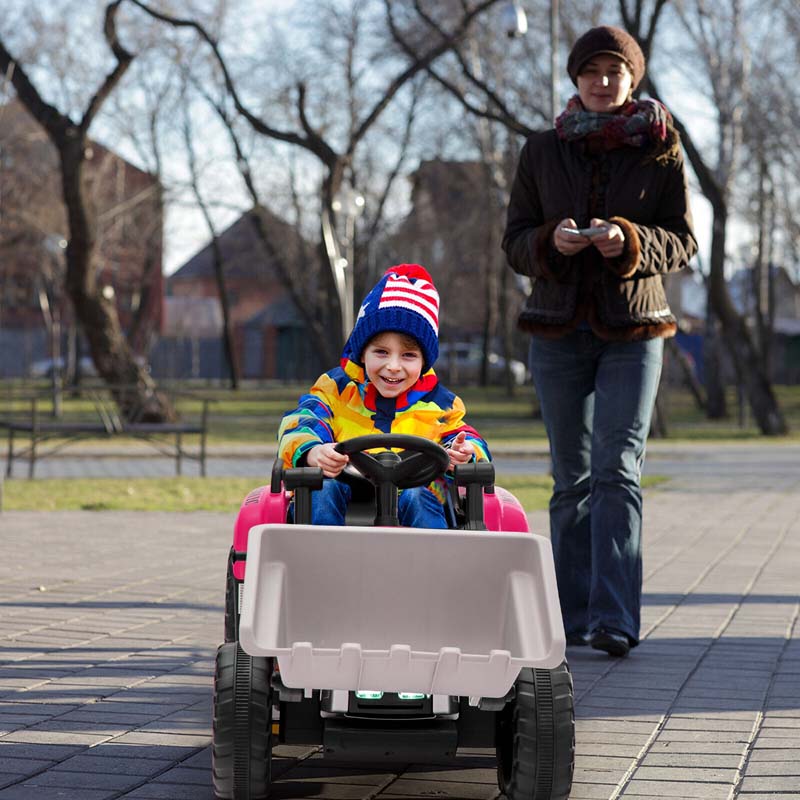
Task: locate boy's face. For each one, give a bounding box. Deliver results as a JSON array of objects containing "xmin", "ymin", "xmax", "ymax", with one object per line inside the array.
[{"xmin": 362, "ymin": 332, "xmax": 424, "ymax": 398}]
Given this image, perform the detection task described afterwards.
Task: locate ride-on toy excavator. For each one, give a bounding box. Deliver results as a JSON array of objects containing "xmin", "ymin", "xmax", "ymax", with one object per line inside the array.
[{"xmin": 212, "ymin": 434, "xmax": 575, "ymax": 800}]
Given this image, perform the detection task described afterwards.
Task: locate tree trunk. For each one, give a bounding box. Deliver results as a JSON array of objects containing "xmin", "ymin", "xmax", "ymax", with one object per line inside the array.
[
  {"xmin": 665, "ymin": 337, "xmax": 705, "ymax": 411},
  {"xmin": 703, "ymin": 307, "xmax": 727, "ymax": 419},
  {"xmin": 707, "ymin": 206, "xmax": 787, "ymax": 434},
  {"xmin": 208, "ymin": 235, "xmax": 240, "ymax": 390},
  {"xmin": 60, "ymin": 140, "xmax": 175, "ymax": 422},
  {"xmin": 0, "ymin": 20, "xmax": 175, "ymax": 424}
]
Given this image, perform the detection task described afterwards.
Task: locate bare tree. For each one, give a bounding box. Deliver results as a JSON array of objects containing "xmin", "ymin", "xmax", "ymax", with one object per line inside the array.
[
  {"xmin": 123, "ymin": 0, "xmax": 508, "ymax": 363},
  {"xmin": 641, "ymin": 0, "xmax": 787, "ymax": 434},
  {"xmin": 179, "ymin": 91, "xmax": 240, "ymax": 389},
  {"xmin": 0, "ymin": 2, "xmax": 174, "ymax": 421},
  {"xmin": 388, "ymin": 0, "xmax": 789, "ymax": 431},
  {"xmin": 384, "ymin": 1, "xmax": 553, "ymax": 392},
  {"xmin": 738, "ymin": 0, "xmax": 800, "ymax": 378}
]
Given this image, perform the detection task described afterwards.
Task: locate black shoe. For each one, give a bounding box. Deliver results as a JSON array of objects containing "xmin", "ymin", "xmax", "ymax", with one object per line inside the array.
[
  {"xmin": 589, "ymin": 628, "xmax": 630, "ymax": 658},
  {"xmin": 566, "ymin": 632, "xmax": 589, "ymax": 647}
]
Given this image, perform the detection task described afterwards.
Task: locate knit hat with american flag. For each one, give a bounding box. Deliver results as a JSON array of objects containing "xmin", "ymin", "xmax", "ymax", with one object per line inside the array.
[{"xmin": 344, "ymin": 264, "xmax": 440, "ymax": 371}]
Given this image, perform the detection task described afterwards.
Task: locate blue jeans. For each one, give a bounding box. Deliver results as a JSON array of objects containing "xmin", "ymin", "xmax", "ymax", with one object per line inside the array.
[
  {"xmin": 311, "ymin": 479, "xmax": 448, "ymax": 528},
  {"xmin": 529, "ymin": 332, "xmax": 664, "ymax": 645}
]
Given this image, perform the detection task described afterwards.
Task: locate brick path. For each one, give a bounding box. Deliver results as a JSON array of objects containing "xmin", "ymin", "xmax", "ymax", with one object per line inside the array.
[{"xmin": 0, "ymin": 445, "xmax": 798, "ymax": 798}]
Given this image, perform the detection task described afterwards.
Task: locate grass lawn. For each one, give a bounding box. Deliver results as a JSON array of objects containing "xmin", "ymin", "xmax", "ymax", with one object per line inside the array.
[
  {"xmin": 4, "ymin": 381, "xmax": 800, "ymax": 445},
  {"xmin": 0, "ymin": 473, "xmax": 667, "ymax": 513},
  {"xmin": 0, "ymin": 379, "xmax": 793, "ymax": 512}
]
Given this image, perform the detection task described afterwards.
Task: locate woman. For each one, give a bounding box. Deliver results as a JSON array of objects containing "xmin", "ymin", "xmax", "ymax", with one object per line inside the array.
[{"xmin": 503, "ymin": 26, "xmax": 697, "ymax": 657}]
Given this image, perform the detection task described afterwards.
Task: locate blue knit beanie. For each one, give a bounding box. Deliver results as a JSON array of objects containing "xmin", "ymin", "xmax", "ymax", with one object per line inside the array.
[{"xmin": 343, "ymin": 264, "xmax": 440, "ymax": 371}]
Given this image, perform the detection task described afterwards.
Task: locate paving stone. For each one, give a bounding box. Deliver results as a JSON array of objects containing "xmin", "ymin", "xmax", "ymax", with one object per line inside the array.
[
  {"xmin": 0, "ymin": 452, "xmax": 798, "ymax": 799},
  {"xmin": 380, "ymin": 778, "xmax": 496, "ymax": 798},
  {"xmin": 736, "ymin": 795, "xmax": 800, "ymax": 800},
  {"xmin": 23, "ymin": 769, "xmax": 142, "ymax": 791},
  {"xmin": 116, "ymin": 784, "xmax": 217, "ymax": 799},
  {"xmin": 272, "ymin": 765, "xmax": 399, "ymax": 786},
  {"xmin": 620, "ymin": 779, "xmax": 731, "ymax": 797},
  {"xmin": 53, "ymin": 753, "xmax": 174, "ymax": 776},
  {"xmin": 0, "ymin": 788, "xmax": 115, "ymax": 800},
  {"xmin": 742, "ymin": 760, "xmax": 800, "ymax": 775},
  {"xmin": 661, "ymin": 716, "xmax": 755, "ymax": 732},
  {"xmin": 738, "ymin": 775, "xmax": 800, "ymax": 792},
  {"xmin": 632, "ymin": 766, "xmax": 738, "ymax": 782}
]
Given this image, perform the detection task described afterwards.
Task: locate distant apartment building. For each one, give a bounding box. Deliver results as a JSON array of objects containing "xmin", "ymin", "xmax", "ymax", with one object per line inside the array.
[
  {"xmin": 0, "ymin": 100, "xmax": 163, "ymax": 376},
  {"xmin": 162, "ymin": 208, "xmax": 322, "ymax": 381}
]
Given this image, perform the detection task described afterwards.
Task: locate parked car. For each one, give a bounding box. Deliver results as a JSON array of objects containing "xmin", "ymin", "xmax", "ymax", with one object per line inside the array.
[
  {"xmin": 437, "ymin": 343, "xmax": 528, "ymax": 386},
  {"xmin": 29, "ymin": 356, "xmax": 98, "ymax": 378}
]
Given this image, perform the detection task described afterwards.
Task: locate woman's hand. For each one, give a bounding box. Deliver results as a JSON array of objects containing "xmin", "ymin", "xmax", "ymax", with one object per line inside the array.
[
  {"xmin": 553, "ymin": 217, "xmax": 626, "ymax": 259},
  {"xmin": 553, "ymin": 218, "xmax": 593, "ymax": 256},
  {"xmin": 586, "ymin": 217, "xmax": 625, "ymax": 258},
  {"xmin": 307, "ymin": 442, "xmax": 349, "ymax": 477},
  {"xmin": 447, "ymin": 431, "xmax": 475, "ymax": 468}
]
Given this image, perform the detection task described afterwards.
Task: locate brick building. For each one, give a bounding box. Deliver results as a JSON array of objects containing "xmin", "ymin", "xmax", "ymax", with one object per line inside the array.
[
  {"xmin": 0, "ymin": 101, "xmax": 163, "ymax": 376},
  {"xmin": 162, "ymin": 208, "xmax": 322, "ymax": 380}
]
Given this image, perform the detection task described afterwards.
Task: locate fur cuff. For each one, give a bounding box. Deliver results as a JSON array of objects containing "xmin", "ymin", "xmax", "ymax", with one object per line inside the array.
[
  {"xmin": 605, "ymin": 216, "xmax": 641, "ymax": 278},
  {"xmin": 534, "ymin": 220, "xmax": 570, "ymax": 280}
]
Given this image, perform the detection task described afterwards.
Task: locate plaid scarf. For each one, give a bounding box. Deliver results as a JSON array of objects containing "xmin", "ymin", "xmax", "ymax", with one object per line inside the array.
[{"xmin": 556, "ymin": 95, "xmax": 671, "ymax": 150}]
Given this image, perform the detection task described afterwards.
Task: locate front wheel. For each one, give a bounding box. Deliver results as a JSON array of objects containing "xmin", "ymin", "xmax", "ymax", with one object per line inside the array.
[
  {"xmin": 212, "ymin": 642, "xmax": 273, "ymax": 800},
  {"xmin": 496, "ymin": 662, "xmax": 574, "ymax": 800}
]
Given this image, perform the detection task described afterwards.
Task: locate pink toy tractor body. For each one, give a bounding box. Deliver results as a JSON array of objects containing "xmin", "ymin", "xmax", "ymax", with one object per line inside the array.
[{"xmin": 213, "ymin": 435, "xmax": 574, "ymax": 800}]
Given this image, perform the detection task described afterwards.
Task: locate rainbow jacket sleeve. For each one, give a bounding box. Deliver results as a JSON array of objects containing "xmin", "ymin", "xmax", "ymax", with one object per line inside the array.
[{"xmin": 277, "ymin": 358, "xmax": 491, "ymax": 504}]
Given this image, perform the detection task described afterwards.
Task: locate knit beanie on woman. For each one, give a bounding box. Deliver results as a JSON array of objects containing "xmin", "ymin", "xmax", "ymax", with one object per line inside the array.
[
  {"xmin": 343, "ymin": 264, "xmax": 440, "ymax": 371},
  {"xmin": 567, "ymin": 26, "xmax": 646, "ymax": 90}
]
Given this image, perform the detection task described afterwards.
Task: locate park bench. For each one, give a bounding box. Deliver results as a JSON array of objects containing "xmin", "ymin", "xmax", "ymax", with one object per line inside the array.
[{"xmin": 0, "ymin": 383, "xmax": 212, "ymax": 479}]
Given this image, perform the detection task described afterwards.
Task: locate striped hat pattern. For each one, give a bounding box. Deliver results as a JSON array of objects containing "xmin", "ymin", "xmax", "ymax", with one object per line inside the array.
[{"xmin": 344, "ymin": 264, "xmax": 440, "ymax": 371}]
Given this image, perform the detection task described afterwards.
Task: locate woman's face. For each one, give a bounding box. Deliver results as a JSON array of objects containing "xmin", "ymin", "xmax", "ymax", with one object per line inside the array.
[{"xmin": 577, "ymin": 54, "xmax": 633, "ymax": 113}]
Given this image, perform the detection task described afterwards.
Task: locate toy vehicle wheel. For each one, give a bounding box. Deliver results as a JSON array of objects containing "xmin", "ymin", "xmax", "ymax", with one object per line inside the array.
[
  {"xmin": 496, "ymin": 663, "xmax": 574, "ymax": 800},
  {"xmin": 224, "ymin": 552, "xmax": 238, "ymax": 642},
  {"xmin": 212, "ymin": 642, "xmax": 273, "ymax": 800}
]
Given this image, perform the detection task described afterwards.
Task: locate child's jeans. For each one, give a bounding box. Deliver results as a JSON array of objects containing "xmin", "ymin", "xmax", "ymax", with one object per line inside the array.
[{"xmin": 311, "ymin": 478, "xmax": 448, "ymax": 528}]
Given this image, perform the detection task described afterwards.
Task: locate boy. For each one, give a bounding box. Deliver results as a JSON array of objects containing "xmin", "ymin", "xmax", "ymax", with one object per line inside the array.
[{"xmin": 278, "ymin": 264, "xmax": 491, "ymax": 528}]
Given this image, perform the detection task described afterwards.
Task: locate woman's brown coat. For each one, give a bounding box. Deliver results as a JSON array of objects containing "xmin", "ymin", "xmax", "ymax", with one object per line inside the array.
[{"xmin": 502, "ymin": 129, "xmax": 698, "ymax": 341}]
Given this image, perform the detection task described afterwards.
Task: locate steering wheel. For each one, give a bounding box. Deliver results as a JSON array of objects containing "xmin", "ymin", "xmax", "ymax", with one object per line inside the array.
[{"xmin": 334, "ymin": 433, "xmax": 450, "ymax": 490}]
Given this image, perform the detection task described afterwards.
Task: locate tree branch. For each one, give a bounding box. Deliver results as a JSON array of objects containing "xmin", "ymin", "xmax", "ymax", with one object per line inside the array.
[
  {"xmin": 125, "ymin": 0, "xmax": 333, "ymax": 159},
  {"xmin": 384, "ymin": 0, "xmax": 534, "ymax": 137},
  {"xmin": 645, "ymin": 75, "xmax": 725, "ymax": 212},
  {"xmin": 81, "ymin": 1, "xmax": 135, "ymax": 135},
  {"xmin": 0, "ymin": 40, "xmax": 70, "ymax": 142},
  {"xmin": 351, "ymin": 0, "xmax": 505, "ymax": 155}
]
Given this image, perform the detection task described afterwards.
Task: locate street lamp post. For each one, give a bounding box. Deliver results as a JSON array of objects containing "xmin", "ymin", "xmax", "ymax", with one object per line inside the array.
[
  {"xmin": 330, "ymin": 186, "xmax": 365, "ymax": 340},
  {"xmin": 41, "ymin": 235, "xmax": 68, "ymax": 415},
  {"xmin": 501, "ymin": 1, "xmax": 557, "ymax": 122}
]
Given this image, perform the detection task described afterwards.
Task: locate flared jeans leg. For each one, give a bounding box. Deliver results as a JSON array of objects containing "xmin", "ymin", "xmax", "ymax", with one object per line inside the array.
[{"xmin": 529, "ymin": 333, "xmax": 663, "ymax": 644}]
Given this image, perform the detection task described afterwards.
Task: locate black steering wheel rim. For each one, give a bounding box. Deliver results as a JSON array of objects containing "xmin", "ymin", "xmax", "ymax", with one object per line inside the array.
[{"xmin": 334, "ymin": 433, "xmax": 449, "ymax": 489}]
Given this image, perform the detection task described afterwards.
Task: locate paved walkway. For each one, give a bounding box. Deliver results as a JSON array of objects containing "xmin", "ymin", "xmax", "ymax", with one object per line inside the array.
[{"xmin": 0, "ymin": 445, "xmax": 799, "ymax": 798}]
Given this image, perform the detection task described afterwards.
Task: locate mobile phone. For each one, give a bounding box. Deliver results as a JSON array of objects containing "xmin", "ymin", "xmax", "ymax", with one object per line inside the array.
[{"xmin": 560, "ymin": 225, "xmax": 608, "ymax": 237}]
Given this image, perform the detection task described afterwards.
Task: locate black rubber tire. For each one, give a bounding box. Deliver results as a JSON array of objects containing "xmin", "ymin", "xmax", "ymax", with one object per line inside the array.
[
  {"xmin": 212, "ymin": 642, "xmax": 273, "ymax": 800},
  {"xmin": 224, "ymin": 550, "xmax": 238, "ymax": 643},
  {"xmin": 496, "ymin": 662, "xmax": 575, "ymax": 800}
]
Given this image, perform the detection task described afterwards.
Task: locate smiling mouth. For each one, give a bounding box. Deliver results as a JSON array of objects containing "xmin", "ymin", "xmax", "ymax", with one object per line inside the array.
[{"xmin": 381, "ymin": 376, "xmax": 404, "ymax": 384}]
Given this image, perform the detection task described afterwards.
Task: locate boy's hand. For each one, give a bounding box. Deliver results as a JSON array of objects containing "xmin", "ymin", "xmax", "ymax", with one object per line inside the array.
[
  {"xmin": 447, "ymin": 431, "xmax": 475, "ymax": 468},
  {"xmin": 307, "ymin": 443, "xmax": 349, "ymax": 477}
]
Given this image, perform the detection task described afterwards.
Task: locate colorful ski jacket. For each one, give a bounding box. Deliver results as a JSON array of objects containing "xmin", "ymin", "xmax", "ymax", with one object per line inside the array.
[{"xmin": 278, "ymin": 358, "xmax": 491, "ymax": 503}]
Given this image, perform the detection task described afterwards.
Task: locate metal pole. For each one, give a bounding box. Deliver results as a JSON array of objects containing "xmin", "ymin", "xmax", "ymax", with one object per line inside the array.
[
  {"xmin": 343, "ymin": 214, "xmax": 356, "ymax": 336},
  {"xmin": 550, "ymin": 0, "xmax": 559, "ymax": 123},
  {"xmin": 321, "ymin": 206, "xmax": 349, "ymax": 343}
]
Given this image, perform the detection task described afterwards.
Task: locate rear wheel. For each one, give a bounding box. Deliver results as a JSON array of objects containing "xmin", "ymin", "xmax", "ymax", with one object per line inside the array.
[
  {"xmin": 212, "ymin": 642, "xmax": 273, "ymax": 800},
  {"xmin": 496, "ymin": 663, "xmax": 574, "ymax": 800},
  {"xmin": 224, "ymin": 550, "xmax": 239, "ymax": 642}
]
